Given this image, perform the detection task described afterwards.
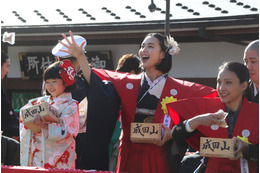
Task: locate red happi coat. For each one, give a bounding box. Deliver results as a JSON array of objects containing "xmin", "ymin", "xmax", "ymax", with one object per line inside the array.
[
  {"xmin": 167, "ymin": 97, "xmax": 259, "ymax": 173},
  {"xmin": 93, "ymin": 69, "xmax": 217, "ymax": 173}
]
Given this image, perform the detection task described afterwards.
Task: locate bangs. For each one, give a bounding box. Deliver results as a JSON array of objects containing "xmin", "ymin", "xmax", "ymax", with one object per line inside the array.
[{"xmin": 43, "ymin": 62, "xmax": 61, "ymax": 81}]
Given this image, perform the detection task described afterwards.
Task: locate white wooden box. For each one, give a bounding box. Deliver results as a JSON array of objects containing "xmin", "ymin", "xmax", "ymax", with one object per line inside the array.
[
  {"xmin": 130, "ymin": 123, "xmax": 162, "ymax": 143},
  {"xmin": 200, "ymin": 137, "xmax": 235, "ymax": 159},
  {"xmin": 21, "ymin": 102, "xmax": 59, "ymax": 133}
]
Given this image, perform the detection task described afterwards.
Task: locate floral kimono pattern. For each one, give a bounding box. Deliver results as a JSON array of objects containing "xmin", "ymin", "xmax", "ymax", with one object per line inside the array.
[{"xmin": 20, "ymin": 93, "xmax": 79, "ymax": 169}]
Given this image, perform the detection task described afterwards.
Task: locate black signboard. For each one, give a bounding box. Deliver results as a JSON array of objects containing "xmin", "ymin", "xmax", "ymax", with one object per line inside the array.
[
  {"xmin": 19, "ymin": 52, "xmax": 56, "ymax": 80},
  {"xmin": 87, "ymin": 51, "xmax": 113, "ymax": 70},
  {"xmin": 19, "ymin": 51, "xmax": 114, "ymax": 80}
]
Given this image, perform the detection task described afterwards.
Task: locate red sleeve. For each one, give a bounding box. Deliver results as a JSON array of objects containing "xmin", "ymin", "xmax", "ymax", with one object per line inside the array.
[
  {"xmin": 177, "ymin": 80, "xmax": 218, "ymax": 99},
  {"xmin": 167, "ymin": 97, "xmax": 223, "ymax": 121}
]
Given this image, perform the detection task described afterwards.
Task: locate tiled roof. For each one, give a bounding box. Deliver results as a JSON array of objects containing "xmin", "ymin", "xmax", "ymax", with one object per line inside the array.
[{"xmin": 1, "ymin": 0, "xmax": 258, "ymax": 26}]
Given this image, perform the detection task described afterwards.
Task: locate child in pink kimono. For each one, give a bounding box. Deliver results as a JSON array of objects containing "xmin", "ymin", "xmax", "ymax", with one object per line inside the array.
[{"xmin": 20, "ymin": 60, "xmax": 79, "ymax": 169}]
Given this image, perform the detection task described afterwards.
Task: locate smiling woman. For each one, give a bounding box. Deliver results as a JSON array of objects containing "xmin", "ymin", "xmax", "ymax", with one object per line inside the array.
[
  {"xmin": 139, "ymin": 33, "xmax": 180, "ymax": 76},
  {"xmin": 217, "ymin": 62, "xmax": 252, "ymax": 110},
  {"xmin": 167, "ymin": 62, "xmax": 258, "ymax": 173},
  {"xmin": 59, "ymin": 31, "xmax": 217, "ymax": 173}
]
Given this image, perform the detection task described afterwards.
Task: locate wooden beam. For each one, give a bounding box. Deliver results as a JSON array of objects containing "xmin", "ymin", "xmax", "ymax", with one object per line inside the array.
[{"xmin": 198, "ymin": 27, "xmax": 248, "ymax": 46}]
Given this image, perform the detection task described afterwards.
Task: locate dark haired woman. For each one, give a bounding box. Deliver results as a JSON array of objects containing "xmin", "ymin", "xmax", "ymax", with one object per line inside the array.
[
  {"xmin": 20, "ymin": 60, "xmax": 79, "ymax": 169},
  {"xmin": 59, "ymin": 31, "xmax": 217, "ymax": 173},
  {"xmin": 167, "ymin": 62, "xmax": 259, "ymax": 172}
]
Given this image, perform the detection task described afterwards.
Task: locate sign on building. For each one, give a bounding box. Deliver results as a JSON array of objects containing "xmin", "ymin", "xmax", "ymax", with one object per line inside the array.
[
  {"xmin": 19, "ymin": 52, "xmax": 56, "ymax": 80},
  {"xmin": 87, "ymin": 51, "xmax": 113, "ymax": 70},
  {"xmin": 19, "ymin": 51, "xmax": 113, "ymax": 80}
]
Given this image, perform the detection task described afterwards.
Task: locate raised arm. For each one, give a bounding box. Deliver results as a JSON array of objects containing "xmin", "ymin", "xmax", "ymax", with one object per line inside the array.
[{"xmin": 59, "ymin": 31, "xmax": 91, "ymax": 84}]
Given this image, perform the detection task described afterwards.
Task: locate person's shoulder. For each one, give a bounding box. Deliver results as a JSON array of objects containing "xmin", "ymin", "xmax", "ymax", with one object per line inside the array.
[
  {"xmin": 241, "ymin": 97, "xmax": 259, "ymax": 119},
  {"xmin": 64, "ymin": 94, "xmax": 79, "ymax": 107},
  {"xmin": 168, "ymin": 76, "xmax": 214, "ymax": 89},
  {"xmin": 166, "ymin": 76, "xmax": 217, "ymax": 97},
  {"xmin": 29, "ymin": 96, "xmax": 48, "ymax": 103},
  {"xmin": 93, "ymin": 68, "xmax": 142, "ymax": 81},
  {"xmin": 244, "ymin": 97, "xmax": 259, "ymax": 108},
  {"xmin": 166, "ymin": 76, "xmax": 198, "ymax": 87},
  {"xmin": 70, "ymin": 98, "xmax": 79, "ymax": 105}
]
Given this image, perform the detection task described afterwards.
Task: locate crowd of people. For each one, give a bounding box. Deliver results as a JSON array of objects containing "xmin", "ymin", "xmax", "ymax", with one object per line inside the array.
[{"xmin": 1, "ymin": 31, "xmax": 259, "ymax": 173}]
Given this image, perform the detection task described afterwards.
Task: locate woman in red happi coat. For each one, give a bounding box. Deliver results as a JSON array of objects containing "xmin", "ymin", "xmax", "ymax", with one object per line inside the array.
[
  {"xmin": 58, "ymin": 31, "xmax": 218, "ymax": 173},
  {"xmin": 167, "ymin": 62, "xmax": 259, "ymax": 173}
]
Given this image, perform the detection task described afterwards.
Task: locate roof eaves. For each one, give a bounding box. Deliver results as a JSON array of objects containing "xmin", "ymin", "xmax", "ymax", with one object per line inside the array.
[{"xmin": 1, "ymin": 14, "xmax": 258, "ymax": 35}]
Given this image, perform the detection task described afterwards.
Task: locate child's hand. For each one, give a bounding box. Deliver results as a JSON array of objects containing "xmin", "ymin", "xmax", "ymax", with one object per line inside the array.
[{"xmin": 33, "ymin": 114, "xmax": 48, "ymax": 130}]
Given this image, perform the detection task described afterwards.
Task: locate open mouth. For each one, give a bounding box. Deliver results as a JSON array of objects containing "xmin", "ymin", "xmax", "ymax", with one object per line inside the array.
[{"xmin": 142, "ymin": 56, "xmax": 149, "ymax": 61}]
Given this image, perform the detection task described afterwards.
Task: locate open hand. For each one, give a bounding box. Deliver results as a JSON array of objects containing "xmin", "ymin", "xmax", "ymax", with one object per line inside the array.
[{"xmin": 59, "ymin": 31, "xmax": 86, "ymax": 58}]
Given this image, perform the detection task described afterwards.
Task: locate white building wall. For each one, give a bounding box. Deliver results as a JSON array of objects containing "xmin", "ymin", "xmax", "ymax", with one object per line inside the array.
[
  {"xmin": 7, "ymin": 42, "xmax": 245, "ymax": 79},
  {"xmin": 170, "ymin": 42, "xmax": 245, "ymax": 78}
]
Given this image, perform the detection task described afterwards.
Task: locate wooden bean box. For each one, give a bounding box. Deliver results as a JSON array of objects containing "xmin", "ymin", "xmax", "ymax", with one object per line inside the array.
[
  {"xmin": 21, "ymin": 102, "xmax": 60, "ymax": 133},
  {"xmin": 130, "ymin": 123, "xmax": 162, "ymax": 143},
  {"xmin": 200, "ymin": 137, "xmax": 235, "ymax": 159}
]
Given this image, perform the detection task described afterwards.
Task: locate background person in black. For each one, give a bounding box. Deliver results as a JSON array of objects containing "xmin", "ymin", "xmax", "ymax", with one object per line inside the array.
[
  {"xmin": 1, "ymin": 134, "xmax": 20, "ymax": 166},
  {"xmin": 232, "ymin": 40, "xmax": 260, "ymax": 171},
  {"xmin": 52, "ymin": 36, "xmax": 120, "ymax": 171},
  {"xmin": 75, "ymin": 66, "xmax": 120, "ymax": 171},
  {"xmin": 1, "ymin": 50, "xmax": 19, "ymax": 141},
  {"xmin": 63, "ymin": 56, "xmax": 88, "ymax": 103},
  {"xmin": 243, "ymin": 40, "xmax": 259, "ymax": 103},
  {"xmin": 61, "ymin": 56, "xmax": 89, "ymax": 166}
]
